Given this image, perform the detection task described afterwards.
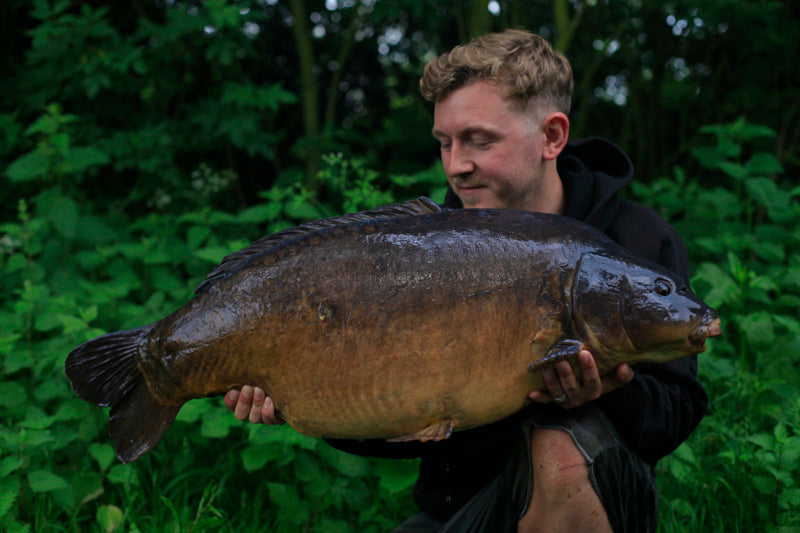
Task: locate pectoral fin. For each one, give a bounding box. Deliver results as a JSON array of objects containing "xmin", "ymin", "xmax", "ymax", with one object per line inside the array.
[
  {"xmin": 528, "ymin": 339, "xmax": 584, "ymax": 372},
  {"xmin": 387, "ymin": 419, "xmax": 455, "ymax": 443}
]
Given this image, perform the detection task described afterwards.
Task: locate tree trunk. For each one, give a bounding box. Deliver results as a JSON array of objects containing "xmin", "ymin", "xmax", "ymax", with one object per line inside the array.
[
  {"xmin": 468, "ymin": 0, "xmax": 492, "ymax": 39},
  {"xmin": 288, "ymin": 0, "xmax": 320, "ymax": 187}
]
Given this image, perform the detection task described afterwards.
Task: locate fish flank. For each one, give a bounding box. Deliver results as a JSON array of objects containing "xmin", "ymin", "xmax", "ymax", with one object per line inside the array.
[{"xmin": 65, "ymin": 198, "xmax": 721, "ymax": 460}]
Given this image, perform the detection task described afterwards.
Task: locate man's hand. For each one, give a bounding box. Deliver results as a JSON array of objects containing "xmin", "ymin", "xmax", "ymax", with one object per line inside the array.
[
  {"xmin": 528, "ymin": 350, "xmax": 634, "ymax": 409},
  {"xmin": 223, "ymin": 386, "xmax": 284, "ymax": 425}
]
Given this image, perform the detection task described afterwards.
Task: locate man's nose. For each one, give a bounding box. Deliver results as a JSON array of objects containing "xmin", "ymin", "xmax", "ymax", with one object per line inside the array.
[{"xmin": 445, "ymin": 143, "xmax": 475, "ymax": 176}]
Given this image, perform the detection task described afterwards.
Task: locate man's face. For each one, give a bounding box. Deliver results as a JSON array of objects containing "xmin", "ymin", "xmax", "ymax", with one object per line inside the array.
[{"xmin": 432, "ymin": 80, "xmax": 549, "ymax": 212}]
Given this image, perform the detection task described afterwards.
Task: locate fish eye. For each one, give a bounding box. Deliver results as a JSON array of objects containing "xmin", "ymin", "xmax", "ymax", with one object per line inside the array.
[{"xmin": 654, "ymin": 279, "xmax": 672, "ymax": 296}]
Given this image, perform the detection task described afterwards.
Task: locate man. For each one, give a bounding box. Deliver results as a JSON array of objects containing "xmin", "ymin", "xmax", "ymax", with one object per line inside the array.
[{"xmin": 225, "ymin": 29, "xmax": 707, "ymax": 532}]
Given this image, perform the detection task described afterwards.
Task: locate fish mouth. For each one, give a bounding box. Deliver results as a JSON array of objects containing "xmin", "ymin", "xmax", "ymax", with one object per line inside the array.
[{"xmin": 686, "ymin": 312, "xmax": 722, "ymax": 353}]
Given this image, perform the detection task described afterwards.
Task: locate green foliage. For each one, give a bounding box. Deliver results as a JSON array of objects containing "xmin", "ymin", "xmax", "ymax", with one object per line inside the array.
[{"xmin": 631, "ymin": 119, "xmax": 800, "ymax": 532}]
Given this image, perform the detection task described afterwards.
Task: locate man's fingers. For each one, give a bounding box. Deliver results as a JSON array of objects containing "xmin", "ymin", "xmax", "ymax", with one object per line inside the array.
[
  {"xmin": 233, "ymin": 385, "xmax": 255, "ymax": 421},
  {"xmin": 249, "ymin": 387, "xmax": 266, "ymax": 423},
  {"xmin": 617, "ymin": 363, "xmax": 634, "ymax": 384},
  {"xmin": 577, "ymin": 350, "xmax": 603, "ymax": 399},
  {"xmin": 224, "ymin": 388, "xmax": 239, "ymax": 412},
  {"xmin": 226, "ymin": 385, "xmax": 284, "ymax": 425},
  {"xmin": 600, "ymin": 363, "xmax": 634, "ymax": 394},
  {"xmin": 530, "ymin": 355, "xmax": 635, "ymax": 406},
  {"xmin": 262, "ymin": 397, "xmax": 285, "ymax": 425},
  {"xmin": 528, "ymin": 389, "xmax": 552, "ymax": 403},
  {"xmin": 542, "ymin": 367, "xmax": 565, "ymax": 398}
]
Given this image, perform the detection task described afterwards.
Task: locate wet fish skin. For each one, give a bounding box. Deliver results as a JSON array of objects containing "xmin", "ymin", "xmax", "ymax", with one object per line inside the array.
[{"xmin": 65, "ymin": 198, "xmax": 720, "ymax": 463}]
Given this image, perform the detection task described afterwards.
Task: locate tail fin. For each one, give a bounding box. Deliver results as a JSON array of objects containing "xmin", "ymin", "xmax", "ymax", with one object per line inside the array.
[{"xmin": 65, "ymin": 327, "xmax": 181, "ymax": 463}]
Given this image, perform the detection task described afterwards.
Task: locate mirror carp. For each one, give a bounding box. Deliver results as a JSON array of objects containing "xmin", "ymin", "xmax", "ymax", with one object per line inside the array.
[{"xmin": 65, "ymin": 197, "xmax": 721, "ymax": 463}]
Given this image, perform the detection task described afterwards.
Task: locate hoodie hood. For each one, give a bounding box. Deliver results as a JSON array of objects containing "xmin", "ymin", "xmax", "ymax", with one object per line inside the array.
[
  {"xmin": 442, "ymin": 137, "xmax": 634, "ymax": 232},
  {"xmin": 558, "ymin": 137, "xmax": 633, "ymax": 231}
]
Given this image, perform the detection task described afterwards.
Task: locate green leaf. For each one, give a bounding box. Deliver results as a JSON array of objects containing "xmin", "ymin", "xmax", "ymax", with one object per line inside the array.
[
  {"xmin": 746, "ymin": 177, "xmax": 785, "ymax": 210},
  {"xmin": 696, "ymin": 188, "xmax": 742, "ymax": 219},
  {"xmin": 142, "ymin": 249, "xmax": 171, "ymax": 265},
  {"xmin": 58, "ymin": 313, "xmax": 89, "ymax": 334},
  {"xmin": 187, "ymin": 225, "xmax": 211, "ymax": 249},
  {"xmin": 237, "ymin": 203, "xmax": 282, "ymax": 224},
  {"xmin": 752, "ymin": 242, "xmax": 785, "ymax": 263},
  {"xmin": 0, "ymin": 456, "xmax": 22, "ymax": 477},
  {"xmin": 375, "ymin": 459, "xmax": 419, "ymax": 493},
  {"xmin": 5, "ymin": 149, "xmax": 50, "ymax": 182},
  {"xmin": 48, "ymin": 195, "xmax": 80, "ymax": 239},
  {"xmin": 747, "ymin": 433, "xmax": 774, "ymax": 450},
  {"xmin": 22, "ymin": 429, "xmax": 54, "ymax": 447},
  {"xmin": 20, "ymin": 408, "xmax": 57, "ymax": 430},
  {"xmin": 96, "ymin": 505, "xmax": 124, "ymax": 532},
  {"xmin": 735, "ymin": 122, "xmax": 777, "ymax": 141},
  {"xmin": 327, "ymin": 451, "xmax": 371, "ymax": 478},
  {"xmin": 27, "ymin": 470, "xmax": 69, "ymax": 493},
  {"xmin": 285, "ymin": 201, "xmax": 324, "ymax": 220},
  {"xmin": 718, "ymin": 161, "xmax": 748, "ymax": 180},
  {"xmin": 663, "ymin": 497, "xmax": 694, "ymax": 518},
  {"xmin": 152, "ymin": 268, "xmax": 184, "ymax": 293},
  {"xmin": 107, "ymin": 464, "xmax": 138, "ymax": 486},
  {"xmin": 693, "ymin": 262, "xmax": 740, "ymax": 308},
  {"xmin": 314, "ymin": 519, "xmax": 352, "ymax": 533},
  {"xmin": 266, "ymin": 482, "xmax": 310, "ymax": 525},
  {"xmin": 34, "ymin": 379, "xmax": 69, "ymax": 402},
  {"xmin": 175, "ymin": 398, "xmax": 210, "ymax": 424},
  {"xmin": 773, "ymin": 422, "xmax": 788, "ymax": 442},
  {"xmin": 778, "ymin": 488, "xmax": 800, "ymax": 511},
  {"xmin": 774, "ymin": 315, "xmax": 800, "ymax": 339},
  {"xmin": 665, "ymin": 455, "xmax": 693, "ymax": 483},
  {"xmin": 76, "ymin": 215, "xmax": 116, "ymax": 243},
  {"xmin": 200, "ymin": 408, "xmax": 237, "ymax": 438},
  {"xmin": 690, "ymin": 146, "xmax": 726, "ymax": 170},
  {"xmin": 34, "ymin": 312, "xmax": 61, "ymax": 332},
  {"xmin": 293, "ymin": 451, "xmax": 325, "ymax": 483},
  {"xmin": 673, "ymin": 442, "xmax": 697, "ymax": 464},
  {"xmin": 73, "ymin": 473, "xmax": 104, "ymax": 505},
  {"xmin": 63, "ymin": 146, "xmax": 109, "ymax": 173},
  {"xmin": 241, "ymin": 442, "xmax": 283, "ymax": 472},
  {"xmin": 746, "ymin": 152, "xmax": 783, "ymax": 175},
  {"xmin": 194, "ymin": 247, "xmax": 229, "ymax": 264},
  {"xmin": 752, "ymin": 474, "xmax": 777, "ymax": 495},
  {"xmin": 89, "ymin": 443, "xmax": 116, "ymax": 472},
  {"xmin": 739, "ymin": 312, "xmax": 776, "ymax": 348},
  {"xmin": 0, "ymin": 490, "xmax": 15, "ymax": 519}
]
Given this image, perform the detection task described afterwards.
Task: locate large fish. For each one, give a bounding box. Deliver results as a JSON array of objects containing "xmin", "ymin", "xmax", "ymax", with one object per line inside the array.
[{"xmin": 66, "ymin": 197, "xmax": 721, "ymax": 463}]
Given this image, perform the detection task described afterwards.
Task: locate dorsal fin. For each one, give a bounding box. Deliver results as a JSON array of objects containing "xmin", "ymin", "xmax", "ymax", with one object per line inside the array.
[{"xmin": 195, "ymin": 197, "xmax": 443, "ymax": 293}]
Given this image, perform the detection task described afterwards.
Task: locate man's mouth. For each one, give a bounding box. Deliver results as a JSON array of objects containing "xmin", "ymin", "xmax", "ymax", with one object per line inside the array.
[{"xmin": 456, "ymin": 183, "xmax": 486, "ymax": 192}]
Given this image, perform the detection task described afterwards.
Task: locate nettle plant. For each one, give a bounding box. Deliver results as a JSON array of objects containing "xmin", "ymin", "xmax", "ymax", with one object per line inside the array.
[{"xmin": 631, "ymin": 118, "xmax": 800, "ymax": 531}]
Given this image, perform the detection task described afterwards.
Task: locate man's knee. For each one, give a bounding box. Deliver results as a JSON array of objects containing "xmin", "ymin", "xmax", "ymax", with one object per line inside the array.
[{"xmin": 529, "ymin": 427, "xmax": 592, "ymax": 498}]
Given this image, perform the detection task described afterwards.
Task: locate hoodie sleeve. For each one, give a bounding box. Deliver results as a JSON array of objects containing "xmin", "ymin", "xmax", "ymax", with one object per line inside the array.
[{"xmin": 599, "ymin": 201, "xmax": 708, "ymax": 463}]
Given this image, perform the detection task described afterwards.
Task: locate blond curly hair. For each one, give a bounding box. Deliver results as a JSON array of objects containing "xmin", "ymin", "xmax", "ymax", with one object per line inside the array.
[{"xmin": 420, "ymin": 29, "xmax": 573, "ymax": 117}]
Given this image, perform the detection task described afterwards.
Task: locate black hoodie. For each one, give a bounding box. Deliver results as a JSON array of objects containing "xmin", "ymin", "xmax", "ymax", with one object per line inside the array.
[{"xmin": 327, "ymin": 138, "xmax": 708, "ymax": 521}]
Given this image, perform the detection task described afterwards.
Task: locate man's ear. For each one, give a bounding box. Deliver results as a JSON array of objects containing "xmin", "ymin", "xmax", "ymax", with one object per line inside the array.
[{"xmin": 541, "ymin": 112, "xmax": 569, "ymax": 160}]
